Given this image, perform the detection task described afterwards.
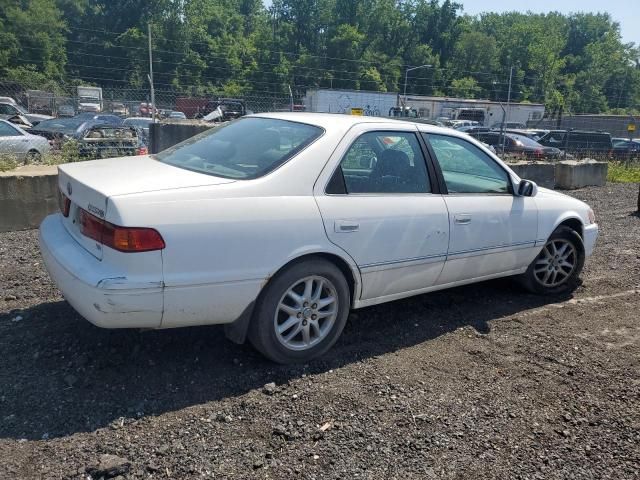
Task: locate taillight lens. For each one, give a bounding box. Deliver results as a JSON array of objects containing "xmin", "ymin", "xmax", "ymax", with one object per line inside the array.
[
  {"xmin": 136, "ymin": 146, "xmax": 148, "ymax": 155},
  {"xmin": 59, "ymin": 190, "xmax": 71, "ymax": 217},
  {"xmin": 78, "ymin": 209, "xmax": 165, "ymax": 252}
]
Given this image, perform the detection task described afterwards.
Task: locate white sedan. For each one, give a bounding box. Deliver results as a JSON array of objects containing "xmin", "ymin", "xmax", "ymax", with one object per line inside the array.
[
  {"xmin": 39, "ymin": 113, "xmax": 598, "ymax": 363},
  {"xmin": 0, "ymin": 119, "xmax": 50, "ymax": 161}
]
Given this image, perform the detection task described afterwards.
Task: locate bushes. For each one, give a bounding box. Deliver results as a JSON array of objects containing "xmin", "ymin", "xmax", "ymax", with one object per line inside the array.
[{"xmin": 0, "ymin": 141, "xmax": 82, "ymax": 172}]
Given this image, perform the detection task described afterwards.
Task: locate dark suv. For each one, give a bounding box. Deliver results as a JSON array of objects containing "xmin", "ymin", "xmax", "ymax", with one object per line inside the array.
[{"xmin": 537, "ymin": 130, "xmax": 613, "ymax": 157}]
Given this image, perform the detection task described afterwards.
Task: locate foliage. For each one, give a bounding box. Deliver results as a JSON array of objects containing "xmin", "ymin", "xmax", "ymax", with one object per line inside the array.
[
  {"xmin": 0, "ymin": 0, "xmax": 638, "ymax": 113},
  {"xmin": 607, "ymin": 162, "xmax": 640, "ymax": 183}
]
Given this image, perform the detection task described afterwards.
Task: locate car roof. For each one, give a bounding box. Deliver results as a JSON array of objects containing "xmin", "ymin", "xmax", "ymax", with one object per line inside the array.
[{"xmin": 251, "ymin": 111, "xmax": 454, "ymax": 133}]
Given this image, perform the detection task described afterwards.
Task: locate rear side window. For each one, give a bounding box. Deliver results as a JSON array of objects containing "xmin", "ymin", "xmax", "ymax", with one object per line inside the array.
[
  {"xmin": 334, "ymin": 131, "xmax": 431, "ymax": 194},
  {"xmin": 156, "ymin": 117, "xmax": 323, "ymax": 179}
]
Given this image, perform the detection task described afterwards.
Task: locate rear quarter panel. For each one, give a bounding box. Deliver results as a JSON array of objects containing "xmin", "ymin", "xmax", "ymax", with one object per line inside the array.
[{"xmin": 108, "ymin": 186, "xmax": 357, "ymax": 327}]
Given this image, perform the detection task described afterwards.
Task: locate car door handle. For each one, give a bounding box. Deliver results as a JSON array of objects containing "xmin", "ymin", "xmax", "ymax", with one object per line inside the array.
[
  {"xmin": 454, "ymin": 214, "xmax": 472, "ymax": 225},
  {"xmin": 335, "ymin": 220, "xmax": 359, "ymax": 233}
]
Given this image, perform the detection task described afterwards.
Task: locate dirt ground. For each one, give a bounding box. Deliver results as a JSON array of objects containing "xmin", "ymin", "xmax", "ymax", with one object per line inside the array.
[{"xmin": 1, "ymin": 183, "xmax": 638, "ymax": 480}]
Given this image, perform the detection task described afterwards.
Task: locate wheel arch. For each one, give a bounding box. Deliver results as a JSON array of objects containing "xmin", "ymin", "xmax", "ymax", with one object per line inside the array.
[
  {"xmin": 266, "ymin": 251, "xmax": 360, "ymax": 306},
  {"xmin": 556, "ymin": 216, "xmax": 584, "ymax": 240},
  {"xmin": 224, "ymin": 249, "xmax": 361, "ymax": 345}
]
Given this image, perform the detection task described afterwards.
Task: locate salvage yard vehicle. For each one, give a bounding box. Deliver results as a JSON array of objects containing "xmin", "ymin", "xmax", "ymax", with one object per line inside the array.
[
  {"xmin": 39, "ymin": 113, "xmax": 598, "ymax": 364},
  {"xmin": 31, "ymin": 118, "xmax": 146, "ymax": 158},
  {"xmin": 0, "ymin": 119, "xmax": 50, "ymax": 161}
]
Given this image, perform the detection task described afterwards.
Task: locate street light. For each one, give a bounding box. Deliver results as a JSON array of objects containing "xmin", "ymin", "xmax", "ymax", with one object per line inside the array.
[{"xmin": 403, "ymin": 64, "xmax": 432, "ymax": 104}]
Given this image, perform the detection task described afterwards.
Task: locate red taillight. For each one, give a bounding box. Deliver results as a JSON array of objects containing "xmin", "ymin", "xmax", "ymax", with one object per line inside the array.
[
  {"xmin": 59, "ymin": 191, "xmax": 71, "ymax": 217},
  {"xmin": 136, "ymin": 146, "xmax": 148, "ymax": 155},
  {"xmin": 78, "ymin": 209, "xmax": 165, "ymax": 252}
]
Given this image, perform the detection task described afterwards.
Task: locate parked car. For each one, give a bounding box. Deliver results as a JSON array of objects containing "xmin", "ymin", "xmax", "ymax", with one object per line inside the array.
[
  {"xmin": 491, "ymin": 121, "xmax": 527, "ymax": 129},
  {"xmin": 537, "ymin": 130, "xmax": 613, "ymax": 157},
  {"xmin": 31, "ymin": 118, "xmax": 146, "ymax": 158},
  {"xmin": 39, "ymin": 113, "xmax": 598, "ymax": 364},
  {"xmin": 611, "ymin": 138, "xmax": 640, "ymax": 159},
  {"xmin": 0, "ymin": 101, "xmax": 52, "ymax": 126},
  {"xmin": 139, "ymin": 103, "xmax": 158, "ymax": 117},
  {"xmin": 109, "ymin": 103, "xmax": 128, "ymax": 117},
  {"xmin": 449, "ymin": 120, "xmax": 481, "ymax": 129},
  {"xmin": 199, "ymin": 98, "xmax": 247, "ymax": 122},
  {"xmin": 123, "ymin": 117, "xmax": 154, "ymax": 142},
  {"xmin": 0, "ymin": 119, "xmax": 50, "ymax": 161},
  {"xmin": 57, "ymin": 104, "xmax": 76, "ymax": 118},
  {"xmin": 168, "ymin": 111, "xmax": 187, "ymax": 120},
  {"xmin": 472, "ymin": 131, "xmax": 562, "ymax": 159}
]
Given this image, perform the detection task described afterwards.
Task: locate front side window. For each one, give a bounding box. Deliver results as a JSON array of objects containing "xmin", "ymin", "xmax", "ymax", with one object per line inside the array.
[
  {"xmin": 155, "ymin": 117, "xmax": 323, "ymax": 179},
  {"xmin": 426, "ymin": 134, "xmax": 511, "ymax": 194},
  {"xmin": 334, "ymin": 131, "xmax": 431, "ymax": 194}
]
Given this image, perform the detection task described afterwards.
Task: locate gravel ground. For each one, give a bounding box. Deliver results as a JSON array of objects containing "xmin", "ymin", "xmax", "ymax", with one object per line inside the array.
[{"xmin": 1, "ymin": 183, "xmax": 639, "ymax": 479}]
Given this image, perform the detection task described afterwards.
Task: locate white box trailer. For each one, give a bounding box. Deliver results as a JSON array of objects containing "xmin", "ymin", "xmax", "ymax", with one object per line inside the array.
[
  {"xmin": 304, "ymin": 89, "xmax": 398, "ymax": 117},
  {"xmin": 404, "ymin": 95, "xmax": 545, "ymax": 127}
]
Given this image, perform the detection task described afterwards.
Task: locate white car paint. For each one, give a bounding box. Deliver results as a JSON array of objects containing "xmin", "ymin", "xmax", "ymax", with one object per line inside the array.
[
  {"xmin": 0, "ymin": 119, "xmax": 50, "ymax": 159},
  {"xmin": 39, "ymin": 112, "xmax": 598, "ymax": 335}
]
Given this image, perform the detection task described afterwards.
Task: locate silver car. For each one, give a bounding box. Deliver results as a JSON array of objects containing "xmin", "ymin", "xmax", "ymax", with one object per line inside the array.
[{"xmin": 0, "ymin": 119, "xmax": 50, "ymax": 161}]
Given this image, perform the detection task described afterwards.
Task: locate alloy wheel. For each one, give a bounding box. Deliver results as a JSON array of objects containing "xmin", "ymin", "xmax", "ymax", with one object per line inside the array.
[
  {"xmin": 533, "ymin": 239, "xmax": 577, "ymax": 288},
  {"xmin": 274, "ymin": 275, "xmax": 338, "ymax": 351}
]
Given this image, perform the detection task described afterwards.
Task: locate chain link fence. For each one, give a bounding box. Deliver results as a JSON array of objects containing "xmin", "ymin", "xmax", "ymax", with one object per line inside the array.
[
  {"xmin": 0, "ymin": 83, "xmax": 303, "ymax": 118},
  {"xmin": 1, "ymin": 82, "xmax": 638, "ymax": 164}
]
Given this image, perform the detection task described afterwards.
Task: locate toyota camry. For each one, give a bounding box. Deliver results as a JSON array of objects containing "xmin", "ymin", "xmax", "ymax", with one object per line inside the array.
[{"xmin": 39, "ymin": 113, "xmax": 598, "ymax": 363}]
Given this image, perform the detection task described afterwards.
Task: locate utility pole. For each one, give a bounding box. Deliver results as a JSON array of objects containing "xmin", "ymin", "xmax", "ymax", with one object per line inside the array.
[
  {"xmin": 501, "ymin": 65, "xmax": 513, "ymax": 154},
  {"xmin": 288, "ymin": 84, "xmax": 294, "ymax": 112},
  {"xmin": 148, "ymin": 23, "xmax": 156, "ymax": 122},
  {"xmin": 403, "ymin": 64, "xmax": 432, "ymax": 107}
]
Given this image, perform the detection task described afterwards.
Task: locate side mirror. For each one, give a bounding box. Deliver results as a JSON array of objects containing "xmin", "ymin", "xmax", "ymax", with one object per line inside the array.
[{"xmin": 517, "ymin": 179, "xmax": 538, "ymax": 197}]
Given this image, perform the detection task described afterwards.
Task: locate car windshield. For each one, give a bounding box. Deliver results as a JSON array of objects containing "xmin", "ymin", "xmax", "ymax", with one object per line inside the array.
[{"xmin": 155, "ymin": 117, "xmax": 323, "ymax": 179}]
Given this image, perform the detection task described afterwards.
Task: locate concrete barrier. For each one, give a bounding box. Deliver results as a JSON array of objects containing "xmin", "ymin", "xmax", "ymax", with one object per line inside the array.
[
  {"xmin": 506, "ymin": 162, "xmax": 556, "ymax": 189},
  {"xmin": 506, "ymin": 159, "xmax": 608, "ymax": 190},
  {"xmin": 555, "ymin": 160, "xmax": 608, "ymax": 190},
  {"xmin": 0, "ymin": 166, "xmax": 59, "ymax": 232},
  {"xmin": 149, "ymin": 122, "xmax": 214, "ymax": 154}
]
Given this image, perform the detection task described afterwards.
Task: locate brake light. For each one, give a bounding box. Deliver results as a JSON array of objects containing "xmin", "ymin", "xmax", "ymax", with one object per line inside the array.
[
  {"xmin": 136, "ymin": 146, "xmax": 148, "ymax": 155},
  {"xmin": 78, "ymin": 209, "xmax": 165, "ymax": 252},
  {"xmin": 59, "ymin": 190, "xmax": 71, "ymax": 217}
]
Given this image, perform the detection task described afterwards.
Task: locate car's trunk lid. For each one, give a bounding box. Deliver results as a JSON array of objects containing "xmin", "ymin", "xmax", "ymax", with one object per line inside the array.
[{"xmin": 58, "ymin": 155, "xmax": 235, "ymax": 260}]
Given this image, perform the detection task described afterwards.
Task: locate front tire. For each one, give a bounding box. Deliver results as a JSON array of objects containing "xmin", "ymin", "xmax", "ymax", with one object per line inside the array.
[
  {"xmin": 520, "ymin": 226, "xmax": 585, "ymax": 294},
  {"xmin": 248, "ymin": 259, "xmax": 350, "ymax": 364}
]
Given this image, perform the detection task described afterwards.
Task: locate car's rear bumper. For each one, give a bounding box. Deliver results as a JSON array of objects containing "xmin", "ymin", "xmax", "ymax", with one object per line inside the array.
[
  {"xmin": 39, "ymin": 214, "xmax": 163, "ymax": 328},
  {"xmin": 583, "ymin": 223, "xmax": 598, "ymax": 257}
]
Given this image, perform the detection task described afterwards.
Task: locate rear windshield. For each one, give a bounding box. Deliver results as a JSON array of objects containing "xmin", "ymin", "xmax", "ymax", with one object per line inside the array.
[
  {"xmin": 155, "ymin": 117, "xmax": 323, "ymax": 179},
  {"xmin": 33, "ymin": 118, "xmax": 87, "ymax": 135}
]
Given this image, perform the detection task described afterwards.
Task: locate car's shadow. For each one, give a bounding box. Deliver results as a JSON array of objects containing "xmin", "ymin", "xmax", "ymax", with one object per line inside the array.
[{"xmin": 0, "ymin": 279, "xmax": 571, "ymax": 440}]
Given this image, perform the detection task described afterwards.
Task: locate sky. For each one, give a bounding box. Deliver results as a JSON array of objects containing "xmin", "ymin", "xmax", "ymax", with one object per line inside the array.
[
  {"xmin": 454, "ymin": 0, "xmax": 638, "ymax": 46},
  {"xmin": 262, "ymin": 0, "xmax": 639, "ymax": 46}
]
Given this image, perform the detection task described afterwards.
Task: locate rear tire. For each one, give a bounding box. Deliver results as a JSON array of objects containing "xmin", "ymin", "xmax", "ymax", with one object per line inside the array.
[
  {"xmin": 519, "ymin": 226, "xmax": 584, "ymax": 294},
  {"xmin": 248, "ymin": 259, "xmax": 350, "ymax": 364}
]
